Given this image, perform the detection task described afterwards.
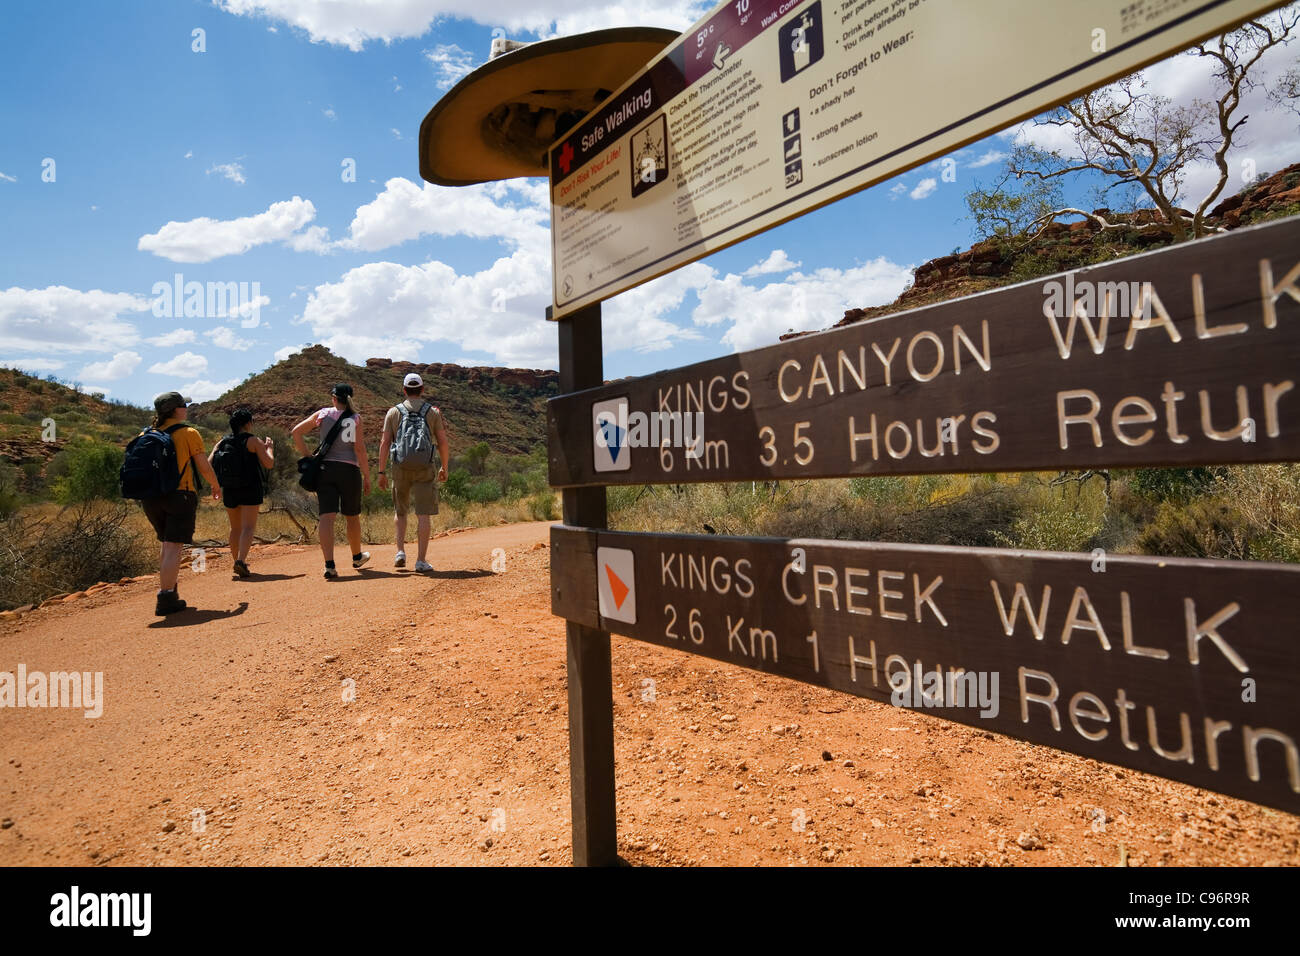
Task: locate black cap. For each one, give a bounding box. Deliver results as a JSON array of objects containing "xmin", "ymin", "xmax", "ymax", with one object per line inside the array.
[{"xmin": 153, "ymin": 391, "xmax": 191, "ymax": 417}]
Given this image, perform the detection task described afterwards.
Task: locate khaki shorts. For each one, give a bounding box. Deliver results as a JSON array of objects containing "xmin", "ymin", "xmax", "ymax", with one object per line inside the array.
[{"xmin": 392, "ymin": 465, "xmax": 438, "ymax": 516}]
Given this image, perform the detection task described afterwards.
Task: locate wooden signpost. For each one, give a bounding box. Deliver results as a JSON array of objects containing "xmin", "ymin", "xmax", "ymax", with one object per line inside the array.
[
  {"xmin": 552, "ymin": 526, "xmax": 1300, "ymax": 814},
  {"xmin": 543, "ymin": 0, "xmax": 1300, "ymax": 865},
  {"xmin": 550, "ymin": 216, "xmax": 1300, "ymax": 487}
]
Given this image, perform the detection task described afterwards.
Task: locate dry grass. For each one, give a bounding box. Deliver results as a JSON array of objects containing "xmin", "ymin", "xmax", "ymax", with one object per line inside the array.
[
  {"xmin": 0, "ymin": 491, "xmax": 561, "ymax": 609},
  {"xmin": 609, "ymin": 466, "xmax": 1300, "ymax": 563}
]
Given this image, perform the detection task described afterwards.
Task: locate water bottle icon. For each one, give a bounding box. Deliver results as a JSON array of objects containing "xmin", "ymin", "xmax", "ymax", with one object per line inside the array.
[{"xmin": 792, "ymin": 11, "xmax": 813, "ymax": 72}]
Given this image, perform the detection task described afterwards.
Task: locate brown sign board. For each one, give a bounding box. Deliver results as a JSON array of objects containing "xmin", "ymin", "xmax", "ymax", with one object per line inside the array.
[
  {"xmin": 551, "ymin": 525, "xmax": 1300, "ymax": 813},
  {"xmin": 549, "ymin": 215, "xmax": 1300, "ymax": 487}
]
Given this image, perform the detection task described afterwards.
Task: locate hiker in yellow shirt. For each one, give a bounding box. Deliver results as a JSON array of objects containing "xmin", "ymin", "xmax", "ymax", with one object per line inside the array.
[{"xmin": 142, "ymin": 392, "xmax": 220, "ymax": 615}]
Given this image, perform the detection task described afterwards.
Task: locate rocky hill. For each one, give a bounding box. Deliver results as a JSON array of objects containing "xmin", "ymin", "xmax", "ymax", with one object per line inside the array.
[
  {"xmin": 191, "ymin": 346, "xmax": 558, "ymax": 457},
  {"xmin": 0, "ymin": 351, "xmax": 559, "ymax": 492},
  {"xmin": 819, "ymin": 162, "xmax": 1300, "ymax": 334},
  {"xmin": 0, "ymin": 368, "xmax": 139, "ymax": 481}
]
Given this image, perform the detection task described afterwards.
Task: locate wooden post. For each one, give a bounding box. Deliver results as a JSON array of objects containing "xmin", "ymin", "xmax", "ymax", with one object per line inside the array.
[{"xmin": 555, "ymin": 302, "xmax": 618, "ymax": 866}]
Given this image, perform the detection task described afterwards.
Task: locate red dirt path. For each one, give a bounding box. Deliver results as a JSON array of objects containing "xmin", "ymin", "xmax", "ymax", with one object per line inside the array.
[{"xmin": 1, "ymin": 522, "xmax": 1295, "ymax": 866}]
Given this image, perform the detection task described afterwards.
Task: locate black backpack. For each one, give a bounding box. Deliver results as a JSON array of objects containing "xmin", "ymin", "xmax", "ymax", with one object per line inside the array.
[
  {"xmin": 120, "ymin": 423, "xmax": 197, "ymax": 499},
  {"xmin": 210, "ymin": 434, "xmax": 253, "ymax": 489}
]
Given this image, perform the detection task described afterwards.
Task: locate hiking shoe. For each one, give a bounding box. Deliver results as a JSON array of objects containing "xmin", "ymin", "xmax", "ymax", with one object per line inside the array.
[
  {"xmin": 352, "ymin": 552, "xmax": 371, "ymax": 569},
  {"xmin": 155, "ymin": 590, "xmax": 187, "ymax": 616},
  {"xmin": 394, "ymin": 550, "xmax": 406, "ymax": 568},
  {"xmin": 233, "ymin": 560, "xmax": 251, "ymax": 578},
  {"xmin": 323, "ymin": 567, "xmax": 339, "ymax": 579},
  {"xmin": 414, "ymin": 560, "xmax": 433, "ymax": 573}
]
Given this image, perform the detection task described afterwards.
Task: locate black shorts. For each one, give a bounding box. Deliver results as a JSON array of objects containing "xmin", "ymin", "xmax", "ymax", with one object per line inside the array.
[
  {"xmin": 317, "ymin": 461, "xmax": 362, "ymax": 516},
  {"xmin": 142, "ymin": 490, "xmax": 198, "ymax": 544},
  {"xmin": 222, "ymin": 484, "xmax": 265, "ymax": 509}
]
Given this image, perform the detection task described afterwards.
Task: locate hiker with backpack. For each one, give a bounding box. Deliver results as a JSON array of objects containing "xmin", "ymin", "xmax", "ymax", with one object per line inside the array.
[
  {"xmin": 377, "ymin": 373, "xmax": 450, "ymax": 573},
  {"xmin": 290, "ymin": 383, "xmax": 372, "ymax": 579},
  {"xmin": 210, "ymin": 407, "xmax": 274, "ymax": 578},
  {"xmin": 120, "ymin": 391, "xmax": 220, "ymax": 615}
]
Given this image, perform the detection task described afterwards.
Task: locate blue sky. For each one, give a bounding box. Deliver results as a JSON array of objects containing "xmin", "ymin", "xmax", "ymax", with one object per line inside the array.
[{"xmin": 1, "ymin": 0, "xmax": 1297, "ymax": 406}]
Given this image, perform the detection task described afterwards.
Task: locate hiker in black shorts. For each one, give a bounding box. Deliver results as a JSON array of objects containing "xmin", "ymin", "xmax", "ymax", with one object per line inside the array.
[
  {"xmin": 210, "ymin": 407, "xmax": 274, "ymax": 578},
  {"xmin": 291, "ymin": 384, "xmax": 372, "ymax": 578},
  {"xmin": 125, "ymin": 391, "xmax": 221, "ymax": 615}
]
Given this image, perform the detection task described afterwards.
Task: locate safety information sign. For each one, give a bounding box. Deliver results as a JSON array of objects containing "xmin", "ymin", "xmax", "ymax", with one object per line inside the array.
[{"xmin": 548, "ymin": 0, "xmax": 1279, "ymax": 318}]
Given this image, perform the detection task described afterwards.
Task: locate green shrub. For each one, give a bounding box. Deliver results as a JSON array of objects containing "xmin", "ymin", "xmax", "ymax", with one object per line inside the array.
[
  {"xmin": 444, "ymin": 467, "xmax": 472, "ymax": 499},
  {"xmin": 997, "ymin": 505, "xmax": 1103, "ymax": 552},
  {"xmin": 49, "ymin": 441, "xmax": 124, "ymax": 503},
  {"xmin": 105, "ymin": 403, "xmax": 141, "ymax": 427},
  {"xmin": 462, "ymin": 441, "xmax": 491, "ymax": 475},
  {"xmin": 466, "ymin": 477, "xmax": 502, "ymax": 503},
  {"xmin": 528, "ymin": 490, "xmax": 558, "ymax": 521},
  {"xmin": 1136, "ymin": 498, "xmax": 1251, "ymax": 559},
  {"xmin": 1127, "ymin": 466, "xmax": 1223, "ymax": 503},
  {"xmin": 0, "ymin": 460, "xmax": 21, "ymax": 517}
]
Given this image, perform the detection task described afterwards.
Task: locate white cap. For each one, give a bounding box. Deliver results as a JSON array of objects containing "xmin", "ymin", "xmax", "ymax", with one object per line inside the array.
[{"xmin": 403, "ymin": 373, "xmax": 423, "ymax": 388}]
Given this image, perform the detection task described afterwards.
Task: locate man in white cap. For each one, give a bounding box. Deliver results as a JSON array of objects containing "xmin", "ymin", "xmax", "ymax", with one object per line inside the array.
[{"xmin": 377, "ymin": 372, "xmax": 449, "ymax": 572}]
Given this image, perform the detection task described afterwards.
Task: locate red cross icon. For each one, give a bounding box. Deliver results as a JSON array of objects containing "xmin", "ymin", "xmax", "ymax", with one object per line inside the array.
[{"xmin": 558, "ymin": 141, "xmax": 575, "ymax": 175}]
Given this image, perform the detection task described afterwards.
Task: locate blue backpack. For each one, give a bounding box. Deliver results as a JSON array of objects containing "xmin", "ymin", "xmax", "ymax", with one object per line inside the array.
[{"xmin": 119, "ymin": 423, "xmax": 197, "ymax": 499}]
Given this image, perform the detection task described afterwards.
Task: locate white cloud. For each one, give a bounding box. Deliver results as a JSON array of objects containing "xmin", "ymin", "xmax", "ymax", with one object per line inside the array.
[
  {"xmin": 693, "ymin": 259, "xmax": 914, "ymax": 352},
  {"xmin": 137, "ymin": 196, "xmax": 317, "ymax": 263},
  {"xmin": 234, "ymin": 294, "xmax": 270, "ymax": 327},
  {"xmin": 215, "ymin": 0, "xmax": 705, "ymax": 50},
  {"xmin": 888, "ymin": 182, "xmax": 907, "ymax": 200},
  {"xmin": 184, "ymin": 150, "xmax": 193, "ymax": 159},
  {"xmin": 147, "ymin": 328, "xmax": 197, "ymax": 346},
  {"xmin": 0, "ymin": 171, "xmax": 16, "ymax": 183},
  {"xmin": 148, "ymin": 351, "xmax": 209, "ymax": 377},
  {"xmin": 206, "ymin": 161, "xmax": 246, "ymax": 185},
  {"xmin": 0, "ymin": 357, "xmax": 64, "ymax": 372},
  {"xmin": 603, "ymin": 264, "xmax": 711, "ymax": 353},
  {"xmin": 296, "ymin": 172, "xmax": 704, "ymax": 364},
  {"xmin": 968, "ymin": 149, "xmax": 1007, "ymax": 168},
  {"xmin": 286, "ymin": 224, "xmax": 331, "ymax": 254},
  {"xmin": 79, "ymin": 351, "xmax": 141, "ymax": 381},
  {"xmin": 425, "ymin": 43, "xmax": 475, "ymax": 89},
  {"xmin": 322, "ymin": 106, "xmax": 336, "ymax": 121},
  {"xmin": 297, "ymin": 250, "xmax": 555, "ymax": 367},
  {"xmin": 391, "ymin": 127, "xmax": 403, "ymax": 140},
  {"xmin": 274, "ymin": 344, "xmax": 309, "ymax": 362},
  {"xmin": 180, "ymin": 378, "xmax": 240, "ymax": 402},
  {"xmin": 332, "ymin": 177, "xmax": 547, "ymax": 253},
  {"xmin": 0, "ymin": 286, "xmax": 149, "ymax": 354},
  {"xmin": 206, "ymin": 327, "xmax": 254, "ymax": 351},
  {"xmin": 909, "ymin": 177, "xmax": 938, "ymax": 200},
  {"xmin": 743, "ymin": 249, "xmax": 801, "ymax": 277}
]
